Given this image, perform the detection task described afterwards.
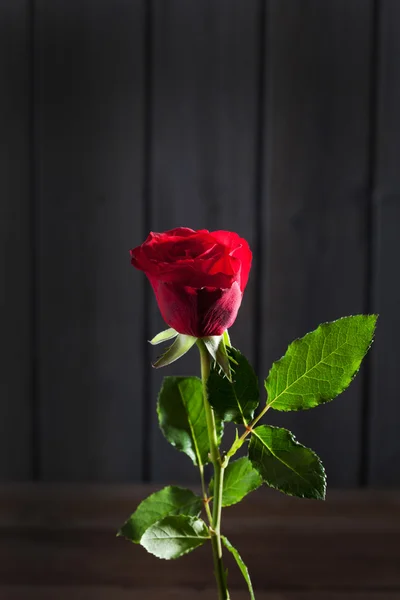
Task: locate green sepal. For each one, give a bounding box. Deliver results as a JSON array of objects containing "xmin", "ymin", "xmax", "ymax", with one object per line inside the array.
[
  {"xmin": 222, "ymin": 536, "xmax": 255, "ymax": 600},
  {"xmin": 149, "ymin": 328, "xmax": 178, "ymax": 345},
  {"xmin": 203, "ymin": 335, "xmax": 232, "ymax": 381},
  {"xmin": 207, "ymin": 347, "xmax": 259, "ymax": 424},
  {"xmin": 209, "ymin": 457, "xmax": 262, "ymax": 506},
  {"xmin": 223, "ymin": 329, "xmax": 231, "ymax": 347},
  {"xmin": 157, "ymin": 376, "xmax": 223, "ymax": 466},
  {"xmin": 140, "ymin": 515, "xmax": 210, "ymax": 560},
  {"xmin": 215, "ymin": 334, "xmax": 233, "ymax": 381},
  {"xmin": 153, "ymin": 334, "xmax": 197, "ymax": 368},
  {"xmin": 203, "ymin": 335, "xmax": 222, "ymax": 361},
  {"xmin": 118, "ymin": 486, "xmax": 202, "ymax": 544},
  {"xmin": 265, "ymin": 314, "xmax": 378, "ymax": 411},
  {"xmin": 249, "ymin": 425, "xmax": 326, "ymax": 500}
]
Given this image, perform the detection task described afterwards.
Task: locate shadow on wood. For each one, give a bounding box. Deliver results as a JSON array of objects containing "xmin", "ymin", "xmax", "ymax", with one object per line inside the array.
[{"xmin": 0, "ymin": 485, "xmax": 399, "ymax": 598}]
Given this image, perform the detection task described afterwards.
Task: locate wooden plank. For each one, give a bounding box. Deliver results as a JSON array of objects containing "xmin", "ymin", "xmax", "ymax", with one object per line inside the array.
[
  {"xmin": 370, "ymin": 196, "xmax": 400, "ymax": 485},
  {"xmin": 149, "ymin": 0, "xmax": 260, "ymax": 481},
  {"xmin": 36, "ymin": 1, "xmax": 145, "ymax": 480},
  {"xmin": 374, "ymin": 0, "xmax": 400, "ymax": 193},
  {"xmin": 261, "ymin": 0, "xmax": 373, "ymax": 486},
  {"xmin": 369, "ymin": 0, "xmax": 400, "ymax": 485},
  {"xmin": 1, "ymin": 588, "xmax": 399, "ymax": 600},
  {"xmin": 2, "ymin": 528, "xmax": 399, "ymax": 589},
  {"xmin": 0, "ymin": 1, "xmax": 32, "ymax": 479},
  {"xmin": 1, "ymin": 484, "xmax": 399, "ymax": 529},
  {"xmin": 0, "ymin": 485, "xmax": 399, "ymax": 591}
]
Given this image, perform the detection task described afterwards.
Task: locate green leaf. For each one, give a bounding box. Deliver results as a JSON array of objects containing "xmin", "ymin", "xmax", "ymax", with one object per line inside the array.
[
  {"xmin": 210, "ymin": 457, "xmax": 262, "ymax": 507},
  {"xmin": 222, "ymin": 536, "xmax": 255, "ymax": 600},
  {"xmin": 207, "ymin": 347, "xmax": 259, "ymax": 424},
  {"xmin": 265, "ymin": 314, "xmax": 377, "ymax": 411},
  {"xmin": 249, "ymin": 425, "xmax": 326, "ymax": 500},
  {"xmin": 140, "ymin": 515, "xmax": 210, "ymax": 560},
  {"xmin": 118, "ymin": 486, "xmax": 202, "ymax": 544},
  {"xmin": 149, "ymin": 328, "xmax": 178, "ymax": 345},
  {"xmin": 153, "ymin": 334, "xmax": 197, "ymax": 368},
  {"xmin": 158, "ymin": 376, "xmax": 223, "ymax": 466}
]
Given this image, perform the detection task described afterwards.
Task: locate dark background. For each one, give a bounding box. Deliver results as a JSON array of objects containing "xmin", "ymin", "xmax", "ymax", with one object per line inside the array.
[{"xmin": 1, "ymin": 0, "xmax": 399, "ymax": 489}]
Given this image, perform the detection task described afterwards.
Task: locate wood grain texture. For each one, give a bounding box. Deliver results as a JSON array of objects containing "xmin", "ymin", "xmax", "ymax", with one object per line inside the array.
[
  {"xmin": 0, "ymin": 1, "xmax": 32, "ymax": 479},
  {"xmin": 0, "ymin": 485, "xmax": 399, "ymax": 591},
  {"xmin": 369, "ymin": 0, "xmax": 400, "ymax": 485},
  {"xmin": 374, "ymin": 0, "xmax": 400, "ymax": 193},
  {"xmin": 149, "ymin": 0, "xmax": 260, "ymax": 482},
  {"xmin": 1, "ymin": 589, "xmax": 399, "ymax": 600},
  {"xmin": 36, "ymin": 0, "xmax": 146, "ymax": 480},
  {"xmin": 370, "ymin": 194, "xmax": 400, "ymax": 485},
  {"xmin": 260, "ymin": 0, "xmax": 373, "ymax": 486},
  {"xmin": 2, "ymin": 0, "xmax": 400, "ymax": 488}
]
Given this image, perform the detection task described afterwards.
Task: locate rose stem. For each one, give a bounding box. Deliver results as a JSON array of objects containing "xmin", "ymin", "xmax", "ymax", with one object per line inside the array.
[
  {"xmin": 226, "ymin": 402, "xmax": 271, "ymax": 459},
  {"xmin": 197, "ymin": 340, "xmax": 229, "ymax": 600},
  {"xmin": 199, "ymin": 463, "xmax": 213, "ymax": 524}
]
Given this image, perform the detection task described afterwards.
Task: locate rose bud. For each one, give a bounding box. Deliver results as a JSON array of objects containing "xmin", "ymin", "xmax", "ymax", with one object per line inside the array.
[{"xmin": 130, "ymin": 228, "xmax": 252, "ymax": 339}]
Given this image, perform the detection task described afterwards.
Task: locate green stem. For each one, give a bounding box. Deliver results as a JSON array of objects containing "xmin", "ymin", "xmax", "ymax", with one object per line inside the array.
[
  {"xmin": 199, "ymin": 463, "xmax": 213, "ymax": 525},
  {"xmin": 197, "ymin": 340, "xmax": 229, "ymax": 600},
  {"xmin": 226, "ymin": 403, "xmax": 271, "ymax": 459}
]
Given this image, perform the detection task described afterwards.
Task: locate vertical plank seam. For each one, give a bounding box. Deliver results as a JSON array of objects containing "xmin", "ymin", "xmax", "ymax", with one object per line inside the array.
[
  {"xmin": 360, "ymin": 0, "xmax": 381, "ymax": 488},
  {"xmin": 29, "ymin": 0, "xmax": 40, "ymax": 481},
  {"xmin": 254, "ymin": 0, "xmax": 267, "ymax": 380},
  {"xmin": 141, "ymin": 0, "xmax": 154, "ymax": 482}
]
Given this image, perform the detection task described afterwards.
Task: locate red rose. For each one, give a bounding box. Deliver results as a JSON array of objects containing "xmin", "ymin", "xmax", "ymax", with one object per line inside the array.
[{"xmin": 130, "ymin": 227, "xmax": 252, "ymax": 338}]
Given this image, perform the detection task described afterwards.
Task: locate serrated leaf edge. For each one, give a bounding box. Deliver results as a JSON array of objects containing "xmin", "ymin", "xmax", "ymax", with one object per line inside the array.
[
  {"xmin": 157, "ymin": 376, "xmax": 203, "ymax": 466},
  {"xmin": 210, "ymin": 457, "xmax": 263, "ymax": 507},
  {"xmin": 140, "ymin": 515, "xmax": 210, "ymax": 560},
  {"xmin": 265, "ymin": 314, "xmax": 378, "ymax": 412},
  {"xmin": 118, "ymin": 485, "xmax": 203, "ymax": 543},
  {"xmin": 177, "ymin": 379, "xmax": 204, "ymax": 468},
  {"xmin": 250, "ymin": 425, "xmax": 327, "ymax": 501},
  {"xmin": 208, "ymin": 347, "xmax": 259, "ymax": 425}
]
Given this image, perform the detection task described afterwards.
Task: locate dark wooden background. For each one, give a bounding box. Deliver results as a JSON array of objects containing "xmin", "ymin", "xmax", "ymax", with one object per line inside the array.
[{"xmin": 1, "ymin": 0, "xmax": 399, "ymax": 488}]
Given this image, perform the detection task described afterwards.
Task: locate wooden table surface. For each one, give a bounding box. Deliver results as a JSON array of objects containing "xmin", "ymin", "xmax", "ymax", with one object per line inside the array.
[{"xmin": 1, "ymin": 485, "xmax": 399, "ymax": 599}]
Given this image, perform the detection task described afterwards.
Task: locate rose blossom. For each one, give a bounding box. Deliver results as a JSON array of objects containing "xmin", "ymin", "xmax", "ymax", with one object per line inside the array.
[{"xmin": 130, "ymin": 227, "xmax": 252, "ymax": 338}]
